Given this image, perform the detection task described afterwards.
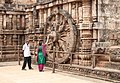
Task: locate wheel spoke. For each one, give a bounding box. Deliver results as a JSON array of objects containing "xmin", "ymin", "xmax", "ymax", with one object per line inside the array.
[
  {"xmin": 59, "ymin": 38, "xmax": 66, "ymax": 42},
  {"xmin": 58, "ymin": 39, "xmax": 67, "ymax": 52},
  {"xmin": 58, "ymin": 20, "xmax": 66, "ymax": 32},
  {"xmin": 64, "ymin": 28, "xmax": 70, "ymax": 32},
  {"xmin": 55, "ymin": 42, "xmax": 59, "ymax": 59}
]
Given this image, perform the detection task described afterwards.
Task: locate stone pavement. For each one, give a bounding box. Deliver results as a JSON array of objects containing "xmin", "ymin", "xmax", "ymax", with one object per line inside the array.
[{"xmin": 0, "ymin": 61, "xmax": 112, "ymax": 83}]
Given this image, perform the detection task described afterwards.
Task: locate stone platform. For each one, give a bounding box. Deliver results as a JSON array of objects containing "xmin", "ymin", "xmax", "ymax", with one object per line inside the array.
[{"xmin": 0, "ymin": 61, "xmax": 112, "ymax": 83}]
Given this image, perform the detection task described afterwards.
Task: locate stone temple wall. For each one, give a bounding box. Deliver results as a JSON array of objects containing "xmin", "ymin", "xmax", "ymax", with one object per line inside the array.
[
  {"xmin": 0, "ymin": 0, "xmax": 30, "ymax": 61},
  {"xmin": 0, "ymin": 0, "xmax": 36, "ymax": 4},
  {"xmin": 98, "ymin": 0, "xmax": 120, "ymax": 45}
]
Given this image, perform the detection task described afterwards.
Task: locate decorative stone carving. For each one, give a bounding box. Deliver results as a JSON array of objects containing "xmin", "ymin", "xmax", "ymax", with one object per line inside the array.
[
  {"xmin": 45, "ymin": 10, "xmax": 77, "ymax": 63},
  {"xmin": 109, "ymin": 46, "xmax": 120, "ymax": 62},
  {"xmin": 92, "ymin": 42, "xmax": 110, "ymax": 54}
]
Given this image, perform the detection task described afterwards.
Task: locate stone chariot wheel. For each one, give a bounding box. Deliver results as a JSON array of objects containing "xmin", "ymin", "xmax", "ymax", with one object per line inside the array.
[{"xmin": 45, "ymin": 10, "xmax": 77, "ymax": 63}]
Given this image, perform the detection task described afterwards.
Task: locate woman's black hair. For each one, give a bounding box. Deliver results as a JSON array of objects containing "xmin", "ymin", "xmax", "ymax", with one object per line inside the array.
[{"xmin": 39, "ymin": 41, "xmax": 42, "ymax": 46}]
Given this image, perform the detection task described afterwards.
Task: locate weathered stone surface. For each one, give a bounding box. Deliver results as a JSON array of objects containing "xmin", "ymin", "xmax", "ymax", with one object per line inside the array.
[
  {"xmin": 98, "ymin": 0, "xmax": 120, "ymax": 44},
  {"xmin": 0, "ymin": 0, "xmax": 120, "ymax": 81}
]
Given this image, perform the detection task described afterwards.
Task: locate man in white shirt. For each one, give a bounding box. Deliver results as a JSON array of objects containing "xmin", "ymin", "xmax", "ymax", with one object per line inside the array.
[{"xmin": 22, "ymin": 40, "xmax": 33, "ymax": 70}]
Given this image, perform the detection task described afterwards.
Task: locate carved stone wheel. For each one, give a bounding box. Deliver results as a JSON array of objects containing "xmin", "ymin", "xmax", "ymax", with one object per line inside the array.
[{"xmin": 45, "ymin": 10, "xmax": 77, "ymax": 63}]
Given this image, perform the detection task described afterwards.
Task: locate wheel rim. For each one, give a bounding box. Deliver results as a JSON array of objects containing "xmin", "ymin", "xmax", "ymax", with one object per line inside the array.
[{"xmin": 45, "ymin": 10, "xmax": 77, "ymax": 63}]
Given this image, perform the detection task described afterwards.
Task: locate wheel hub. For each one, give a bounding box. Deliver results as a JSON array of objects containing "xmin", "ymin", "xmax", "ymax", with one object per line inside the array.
[{"xmin": 49, "ymin": 31, "xmax": 60, "ymax": 42}]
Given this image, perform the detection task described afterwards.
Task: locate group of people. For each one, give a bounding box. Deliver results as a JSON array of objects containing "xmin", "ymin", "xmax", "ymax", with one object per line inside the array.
[{"xmin": 22, "ymin": 39, "xmax": 48, "ymax": 72}]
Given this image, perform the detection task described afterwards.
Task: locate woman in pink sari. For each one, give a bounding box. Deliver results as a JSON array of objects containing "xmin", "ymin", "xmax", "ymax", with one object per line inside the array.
[
  {"xmin": 36, "ymin": 42, "xmax": 46, "ymax": 72},
  {"xmin": 36, "ymin": 36, "xmax": 49, "ymax": 72}
]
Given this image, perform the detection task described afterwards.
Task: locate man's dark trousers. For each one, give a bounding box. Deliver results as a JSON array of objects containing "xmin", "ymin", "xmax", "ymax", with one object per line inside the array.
[{"xmin": 22, "ymin": 56, "xmax": 32, "ymax": 69}]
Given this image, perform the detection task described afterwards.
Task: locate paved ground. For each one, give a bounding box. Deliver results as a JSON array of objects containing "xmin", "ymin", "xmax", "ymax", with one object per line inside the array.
[{"xmin": 0, "ymin": 61, "xmax": 112, "ymax": 83}]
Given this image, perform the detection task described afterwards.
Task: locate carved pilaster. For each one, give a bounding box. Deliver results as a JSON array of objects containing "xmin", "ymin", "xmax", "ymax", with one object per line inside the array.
[
  {"xmin": 9, "ymin": 14, "xmax": 12, "ymax": 30},
  {"xmin": 39, "ymin": 10, "xmax": 42, "ymax": 28},
  {"xmin": 3, "ymin": 35, "xmax": 7, "ymax": 45},
  {"xmin": 63, "ymin": 3, "xmax": 69, "ymax": 11},
  {"xmin": 93, "ymin": 29, "xmax": 98, "ymax": 42},
  {"xmin": 76, "ymin": 3, "xmax": 79, "ymax": 23},
  {"xmin": 0, "ymin": 14, "xmax": 3, "ymax": 30},
  {"xmin": 7, "ymin": 35, "xmax": 12, "ymax": 45},
  {"xmin": 6, "ymin": 15, "xmax": 10, "ymax": 30},
  {"xmin": 17, "ymin": 35, "xmax": 20, "ymax": 45},
  {"xmin": 81, "ymin": 0, "xmax": 93, "ymax": 51},
  {"xmin": 69, "ymin": 3, "xmax": 72, "ymax": 15},
  {"xmin": 41, "ymin": 10, "xmax": 44, "ymax": 27},
  {"xmin": 44, "ymin": 10, "xmax": 47, "ymax": 23},
  {"xmin": 0, "ymin": 35, "xmax": 3, "ymax": 45},
  {"xmin": 0, "ymin": 0, "xmax": 4, "ymax": 4},
  {"xmin": 48, "ymin": 8, "xmax": 51, "ymax": 17},
  {"xmin": 3, "ymin": 14, "xmax": 6, "ymax": 30},
  {"xmin": 92, "ymin": 0, "xmax": 97, "ymax": 21},
  {"xmin": 13, "ymin": 15, "xmax": 17, "ymax": 30},
  {"xmin": 78, "ymin": 2, "xmax": 83, "ymax": 23},
  {"xmin": 25, "ymin": 15, "xmax": 29, "ymax": 29},
  {"xmin": 21, "ymin": 15, "xmax": 25, "ymax": 29},
  {"xmin": 82, "ymin": 0, "xmax": 92, "ymax": 23},
  {"xmin": 16, "ymin": 15, "xmax": 21, "ymax": 30},
  {"xmin": 13, "ymin": 35, "xmax": 18, "ymax": 45},
  {"xmin": 72, "ymin": 2, "xmax": 76, "ymax": 20},
  {"xmin": 28, "ymin": 12, "xmax": 33, "ymax": 30}
]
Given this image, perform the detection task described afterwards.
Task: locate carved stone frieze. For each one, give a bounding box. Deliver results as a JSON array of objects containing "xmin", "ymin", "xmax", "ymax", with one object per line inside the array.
[{"xmin": 46, "ymin": 61, "xmax": 120, "ymax": 82}]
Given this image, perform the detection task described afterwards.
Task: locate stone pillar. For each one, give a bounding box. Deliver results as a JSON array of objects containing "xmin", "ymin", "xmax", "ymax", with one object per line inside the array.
[
  {"xmin": 78, "ymin": 0, "xmax": 93, "ymax": 66},
  {"xmin": 82, "ymin": 0, "xmax": 92, "ymax": 51}
]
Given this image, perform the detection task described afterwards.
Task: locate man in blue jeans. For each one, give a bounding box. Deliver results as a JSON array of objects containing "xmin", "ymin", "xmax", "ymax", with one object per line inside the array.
[{"xmin": 22, "ymin": 40, "xmax": 33, "ymax": 70}]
